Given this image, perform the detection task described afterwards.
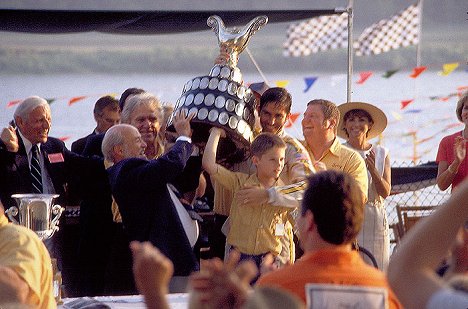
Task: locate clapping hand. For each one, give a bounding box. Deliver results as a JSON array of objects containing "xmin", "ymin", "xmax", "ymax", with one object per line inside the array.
[{"xmin": 453, "ymin": 136, "xmax": 466, "ymax": 164}]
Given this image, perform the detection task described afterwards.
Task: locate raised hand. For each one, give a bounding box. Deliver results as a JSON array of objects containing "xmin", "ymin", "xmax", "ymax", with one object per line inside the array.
[
  {"xmin": 130, "ymin": 241, "xmax": 173, "ymax": 307},
  {"xmin": 453, "ymin": 136, "xmax": 466, "ymax": 164},
  {"xmin": 173, "ymin": 109, "xmax": 195, "ymax": 138},
  {"xmin": 189, "ymin": 250, "xmax": 256, "ymax": 308},
  {"xmin": 365, "ymin": 149, "xmax": 378, "ymax": 176},
  {"xmin": 1, "ymin": 125, "xmax": 19, "ymax": 152}
]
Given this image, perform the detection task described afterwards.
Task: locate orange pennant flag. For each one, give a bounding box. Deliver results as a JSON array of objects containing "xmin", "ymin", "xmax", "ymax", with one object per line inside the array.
[
  {"xmin": 284, "ymin": 112, "xmax": 300, "ymax": 128},
  {"xmin": 58, "ymin": 136, "xmax": 71, "ymax": 141},
  {"xmin": 400, "ymin": 99, "xmax": 414, "ymax": 110},
  {"xmin": 68, "ymin": 96, "xmax": 87, "ymax": 106},
  {"xmin": 356, "ymin": 71, "xmax": 373, "ymax": 84},
  {"xmin": 409, "ymin": 66, "xmax": 427, "ymax": 78},
  {"xmin": 438, "ymin": 62, "xmax": 459, "ymax": 76},
  {"xmin": 7, "ymin": 100, "xmax": 22, "ymax": 108},
  {"xmin": 275, "ymin": 80, "xmax": 290, "ymax": 88}
]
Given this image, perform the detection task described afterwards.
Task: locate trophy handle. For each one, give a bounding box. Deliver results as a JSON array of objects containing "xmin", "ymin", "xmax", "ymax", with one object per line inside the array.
[
  {"xmin": 50, "ymin": 205, "xmax": 64, "ymax": 232},
  {"xmin": 5, "ymin": 206, "xmax": 19, "ymax": 225}
]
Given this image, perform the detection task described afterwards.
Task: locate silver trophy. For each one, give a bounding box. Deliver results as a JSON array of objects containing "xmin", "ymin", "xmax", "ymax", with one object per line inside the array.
[
  {"xmin": 5, "ymin": 194, "xmax": 64, "ymax": 240},
  {"xmin": 166, "ymin": 15, "xmax": 268, "ymax": 163}
]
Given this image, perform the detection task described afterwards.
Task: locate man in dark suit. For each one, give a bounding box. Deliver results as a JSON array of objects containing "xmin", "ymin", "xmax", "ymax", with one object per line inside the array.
[
  {"xmin": 103, "ymin": 112, "xmax": 200, "ymax": 285},
  {"xmin": 0, "ymin": 96, "xmax": 105, "ymax": 297},
  {"xmin": 71, "ymin": 95, "xmax": 120, "ymax": 154},
  {"xmin": 69, "ymin": 95, "xmax": 119, "ymax": 296}
]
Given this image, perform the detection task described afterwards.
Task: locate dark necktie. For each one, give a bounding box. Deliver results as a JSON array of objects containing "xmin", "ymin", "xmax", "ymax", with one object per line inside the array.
[{"xmin": 30, "ymin": 145, "xmax": 43, "ymax": 193}]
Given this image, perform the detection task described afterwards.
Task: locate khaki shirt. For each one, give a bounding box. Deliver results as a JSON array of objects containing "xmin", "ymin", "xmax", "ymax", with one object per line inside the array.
[
  {"xmin": 213, "ymin": 131, "xmax": 313, "ymax": 216},
  {"xmin": 211, "ymin": 165, "xmax": 292, "ymax": 255},
  {"xmin": 303, "ymin": 138, "xmax": 368, "ymax": 201}
]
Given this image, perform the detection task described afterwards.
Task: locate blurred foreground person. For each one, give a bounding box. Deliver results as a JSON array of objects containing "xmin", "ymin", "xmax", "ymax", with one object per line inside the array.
[
  {"xmin": 0, "ymin": 200, "xmax": 55, "ymax": 308},
  {"xmin": 388, "ymin": 178, "xmax": 468, "ymax": 309},
  {"xmin": 257, "ymin": 170, "xmax": 401, "ymax": 308},
  {"xmin": 130, "ymin": 240, "xmax": 304, "ymax": 309}
]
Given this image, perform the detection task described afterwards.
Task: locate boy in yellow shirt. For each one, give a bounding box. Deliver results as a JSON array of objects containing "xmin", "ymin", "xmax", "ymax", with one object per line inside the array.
[{"xmin": 203, "ymin": 128, "xmax": 299, "ymax": 269}]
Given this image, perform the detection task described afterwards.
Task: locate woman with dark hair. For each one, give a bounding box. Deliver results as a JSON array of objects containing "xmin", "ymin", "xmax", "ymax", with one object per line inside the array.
[
  {"xmin": 338, "ymin": 102, "xmax": 391, "ymax": 271},
  {"xmin": 436, "ymin": 92, "xmax": 468, "ymax": 192}
]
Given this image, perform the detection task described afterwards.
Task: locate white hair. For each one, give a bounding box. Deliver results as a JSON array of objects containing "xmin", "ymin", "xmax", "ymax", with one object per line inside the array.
[
  {"xmin": 121, "ymin": 92, "xmax": 162, "ymax": 124},
  {"xmin": 14, "ymin": 96, "xmax": 50, "ymax": 122},
  {"xmin": 102, "ymin": 124, "xmax": 135, "ymax": 163}
]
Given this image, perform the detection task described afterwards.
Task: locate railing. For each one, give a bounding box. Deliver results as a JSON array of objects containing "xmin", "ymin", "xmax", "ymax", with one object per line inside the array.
[{"xmin": 387, "ymin": 161, "xmax": 450, "ymax": 249}]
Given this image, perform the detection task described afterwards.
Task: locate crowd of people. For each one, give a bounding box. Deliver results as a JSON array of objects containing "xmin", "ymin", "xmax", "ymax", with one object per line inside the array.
[{"xmin": 0, "ymin": 83, "xmax": 467, "ymax": 308}]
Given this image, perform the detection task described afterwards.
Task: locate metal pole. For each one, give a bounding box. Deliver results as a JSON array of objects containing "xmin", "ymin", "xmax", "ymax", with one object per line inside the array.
[
  {"xmin": 346, "ymin": 0, "xmax": 354, "ymax": 102},
  {"xmin": 416, "ymin": 0, "xmax": 423, "ymax": 67}
]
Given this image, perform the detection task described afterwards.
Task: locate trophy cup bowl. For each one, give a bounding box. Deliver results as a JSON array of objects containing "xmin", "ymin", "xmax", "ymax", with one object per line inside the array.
[
  {"xmin": 166, "ymin": 15, "xmax": 268, "ymax": 164},
  {"xmin": 5, "ymin": 194, "xmax": 64, "ymax": 240}
]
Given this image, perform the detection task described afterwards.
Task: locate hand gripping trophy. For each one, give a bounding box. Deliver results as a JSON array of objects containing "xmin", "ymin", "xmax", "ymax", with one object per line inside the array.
[
  {"xmin": 5, "ymin": 194, "xmax": 64, "ymax": 240},
  {"xmin": 166, "ymin": 15, "xmax": 268, "ymax": 163}
]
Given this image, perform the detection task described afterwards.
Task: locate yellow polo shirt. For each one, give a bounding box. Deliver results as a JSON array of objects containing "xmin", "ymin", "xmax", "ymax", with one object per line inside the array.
[
  {"xmin": 0, "ymin": 214, "xmax": 56, "ymax": 309},
  {"xmin": 211, "ymin": 165, "xmax": 292, "ymax": 255},
  {"xmin": 213, "ymin": 131, "xmax": 313, "ymax": 216},
  {"xmin": 302, "ymin": 138, "xmax": 368, "ymax": 201}
]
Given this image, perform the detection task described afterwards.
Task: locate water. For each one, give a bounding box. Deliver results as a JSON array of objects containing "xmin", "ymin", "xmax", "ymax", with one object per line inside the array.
[{"xmin": 1, "ymin": 71, "xmax": 466, "ymax": 162}]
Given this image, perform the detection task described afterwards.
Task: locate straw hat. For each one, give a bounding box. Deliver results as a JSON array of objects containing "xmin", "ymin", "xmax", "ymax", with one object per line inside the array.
[{"xmin": 337, "ymin": 102, "xmax": 387, "ymax": 140}]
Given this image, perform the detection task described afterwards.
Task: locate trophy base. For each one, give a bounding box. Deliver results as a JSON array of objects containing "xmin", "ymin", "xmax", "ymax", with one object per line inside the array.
[{"xmin": 166, "ymin": 121, "xmax": 250, "ymax": 164}]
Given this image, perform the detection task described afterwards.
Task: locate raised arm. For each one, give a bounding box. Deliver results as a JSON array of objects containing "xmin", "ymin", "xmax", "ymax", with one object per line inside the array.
[
  {"xmin": 202, "ymin": 127, "xmax": 225, "ymax": 175},
  {"xmin": 388, "ymin": 178, "xmax": 468, "ymax": 309}
]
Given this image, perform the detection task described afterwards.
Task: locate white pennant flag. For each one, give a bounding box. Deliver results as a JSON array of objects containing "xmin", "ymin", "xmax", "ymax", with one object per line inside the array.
[{"xmin": 354, "ymin": 3, "xmax": 420, "ymax": 56}]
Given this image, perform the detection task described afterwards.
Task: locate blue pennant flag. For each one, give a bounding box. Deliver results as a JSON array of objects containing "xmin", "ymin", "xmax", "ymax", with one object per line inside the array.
[{"xmin": 304, "ymin": 77, "xmax": 318, "ymax": 93}]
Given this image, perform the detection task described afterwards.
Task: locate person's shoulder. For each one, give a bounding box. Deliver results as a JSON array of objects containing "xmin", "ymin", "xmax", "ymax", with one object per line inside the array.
[
  {"xmin": 88, "ymin": 133, "xmax": 105, "ymax": 144},
  {"xmin": 441, "ymin": 131, "xmax": 461, "ymax": 143},
  {"xmin": 44, "ymin": 136, "xmax": 66, "ymax": 149}
]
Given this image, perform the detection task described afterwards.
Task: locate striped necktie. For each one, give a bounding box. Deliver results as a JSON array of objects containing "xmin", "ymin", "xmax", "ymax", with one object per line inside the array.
[{"xmin": 30, "ymin": 144, "xmax": 43, "ymax": 193}]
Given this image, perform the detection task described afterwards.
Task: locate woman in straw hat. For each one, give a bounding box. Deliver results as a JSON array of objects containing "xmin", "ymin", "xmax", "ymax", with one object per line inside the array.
[
  {"xmin": 436, "ymin": 91, "xmax": 468, "ymax": 192},
  {"xmin": 338, "ymin": 102, "xmax": 391, "ymax": 271}
]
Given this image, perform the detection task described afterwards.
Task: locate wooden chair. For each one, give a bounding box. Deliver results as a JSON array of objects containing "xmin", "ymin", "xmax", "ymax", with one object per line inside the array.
[{"xmin": 396, "ymin": 205, "xmax": 438, "ymax": 239}]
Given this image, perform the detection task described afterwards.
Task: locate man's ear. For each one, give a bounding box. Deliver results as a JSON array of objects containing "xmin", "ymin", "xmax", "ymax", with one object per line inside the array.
[
  {"xmin": 113, "ymin": 144, "xmax": 124, "ymax": 157},
  {"xmin": 14, "ymin": 116, "xmax": 24, "ymax": 129},
  {"xmin": 304, "ymin": 209, "xmax": 315, "ymax": 232},
  {"xmin": 328, "ymin": 118, "xmax": 337, "ymax": 130},
  {"xmin": 251, "ymin": 155, "xmax": 260, "ymax": 166}
]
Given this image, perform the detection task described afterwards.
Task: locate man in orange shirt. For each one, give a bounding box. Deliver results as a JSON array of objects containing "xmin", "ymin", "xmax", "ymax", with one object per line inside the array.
[{"xmin": 257, "ymin": 170, "xmax": 402, "ymax": 308}]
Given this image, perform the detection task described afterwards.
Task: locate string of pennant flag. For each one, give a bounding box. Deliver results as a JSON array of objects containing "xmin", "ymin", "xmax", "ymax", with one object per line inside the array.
[{"xmin": 4, "ymin": 73, "xmax": 466, "ymax": 114}]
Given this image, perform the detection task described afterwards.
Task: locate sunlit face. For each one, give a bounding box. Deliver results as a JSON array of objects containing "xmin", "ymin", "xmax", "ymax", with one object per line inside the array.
[
  {"xmin": 129, "ymin": 104, "xmax": 160, "ymax": 146},
  {"xmin": 253, "ymin": 146, "xmax": 285, "ymax": 180},
  {"xmin": 96, "ymin": 106, "xmax": 120, "ymax": 133},
  {"xmin": 122, "ymin": 127, "xmax": 147, "ymax": 159},
  {"xmin": 260, "ymin": 102, "xmax": 289, "ymax": 134},
  {"xmin": 301, "ymin": 104, "xmax": 328, "ymax": 138},
  {"xmin": 17, "ymin": 106, "xmax": 51, "ymax": 144},
  {"xmin": 344, "ymin": 114, "xmax": 372, "ymax": 140}
]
